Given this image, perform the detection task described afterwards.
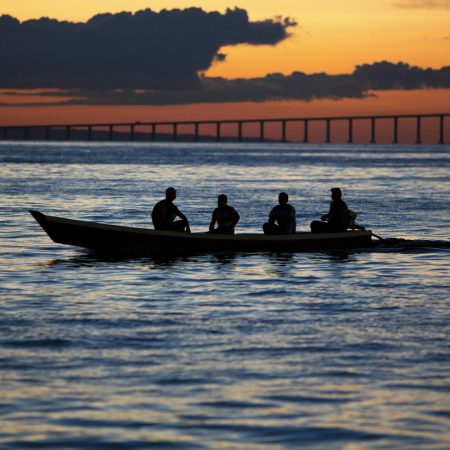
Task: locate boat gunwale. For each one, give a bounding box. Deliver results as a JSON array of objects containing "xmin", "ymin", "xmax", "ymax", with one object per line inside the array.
[{"xmin": 30, "ymin": 210, "xmax": 373, "ymax": 242}]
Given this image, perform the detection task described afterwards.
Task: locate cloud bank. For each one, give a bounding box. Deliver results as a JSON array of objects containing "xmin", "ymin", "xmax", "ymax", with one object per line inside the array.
[
  {"xmin": 1, "ymin": 9, "xmax": 449, "ymax": 107},
  {"xmin": 0, "ymin": 8, "xmax": 295, "ymax": 90},
  {"xmin": 3, "ymin": 61, "xmax": 448, "ymax": 106}
]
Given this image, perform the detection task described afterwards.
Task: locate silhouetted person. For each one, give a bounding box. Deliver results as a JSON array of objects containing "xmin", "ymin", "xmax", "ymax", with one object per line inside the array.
[
  {"xmin": 311, "ymin": 187, "xmax": 350, "ymax": 233},
  {"xmin": 263, "ymin": 192, "xmax": 296, "ymax": 235},
  {"xmin": 209, "ymin": 194, "xmax": 240, "ymax": 234},
  {"xmin": 152, "ymin": 187, "xmax": 191, "ymax": 232}
]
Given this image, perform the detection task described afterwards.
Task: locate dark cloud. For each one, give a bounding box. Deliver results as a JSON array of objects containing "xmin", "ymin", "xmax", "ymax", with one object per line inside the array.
[
  {"xmin": 2, "ymin": 9, "xmax": 448, "ymax": 108},
  {"xmin": 393, "ymin": 0, "xmax": 450, "ymax": 9},
  {"xmin": 3, "ymin": 61, "xmax": 447, "ymax": 106},
  {"xmin": 353, "ymin": 61, "xmax": 450, "ymax": 89},
  {"xmin": 0, "ymin": 8, "xmax": 295, "ymax": 90}
]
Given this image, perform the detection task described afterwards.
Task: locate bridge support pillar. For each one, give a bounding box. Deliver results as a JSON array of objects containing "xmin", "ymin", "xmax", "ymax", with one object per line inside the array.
[
  {"xmin": 216, "ymin": 122, "xmax": 221, "ymax": 142},
  {"xmin": 439, "ymin": 115, "xmax": 445, "ymax": 145},
  {"xmin": 173, "ymin": 124, "xmax": 177, "ymax": 141},
  {"xmin": 238, "ymin": 122, "xmax": 243, "ymax": 142},
  {"xmin": 370, "ymin": 118, "xmax": 376, "ymax": 144},
  {"xmin": 416, "ymin": 116, "xmax": 422, "ymax": 144},
  {"xmin": 348, "ymin": 119, "xmax": 353, "ymax": 144},
  {"xmin": 259, "ymin": 121, "xmax": 265, "ymax": 142},
  {"xmin": 393, "ymin": 117, "xmax": 398, "ymax": 144},
  {"xmin": 281, "ymin": 120, "xmax": 287, "ymax": 142},
  {"xmin": 325, "ymin": 119, "xmax": 331, "ymax": 144},
  {"xmin": 194, "ymin": 123, "xmax": 199, "ymax": 142},
  {"xmin": 303, "ymin": 120, "xmax": 309, "ymax": 144}
]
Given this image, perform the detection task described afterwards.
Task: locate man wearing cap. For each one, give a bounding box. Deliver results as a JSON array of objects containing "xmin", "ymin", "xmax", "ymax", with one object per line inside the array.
[
  {"xmin": 152, "ymin": 187, "xmax": 191, "ymax": 232},
  {"xmin": 311, "ymin": 187, "xmax": 350, "ymax": 233}
]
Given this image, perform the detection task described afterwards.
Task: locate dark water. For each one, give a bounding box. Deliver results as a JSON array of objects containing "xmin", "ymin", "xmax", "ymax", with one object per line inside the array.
[{"xmin": 1, "ymin": 142, "xmax": 449, "ymax": 449}]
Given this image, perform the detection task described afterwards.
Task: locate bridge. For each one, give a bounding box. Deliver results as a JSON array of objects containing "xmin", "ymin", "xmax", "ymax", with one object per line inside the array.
[{"xmin": 1, "ymin": 113, "xmax": 449, "ymax": 144}]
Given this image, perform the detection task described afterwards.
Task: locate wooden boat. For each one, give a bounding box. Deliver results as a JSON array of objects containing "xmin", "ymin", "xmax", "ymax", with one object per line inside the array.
[{"xmin": 30, "ymin": 210, "xmax": 374, "ymax": 256}]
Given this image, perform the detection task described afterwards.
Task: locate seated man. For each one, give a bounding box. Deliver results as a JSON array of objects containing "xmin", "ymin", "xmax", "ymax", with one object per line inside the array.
[
  {"xmin": 311, "ymin": 187, "xmax": 351, "ymax": 233},
  {"xmin": 209, "ymin": 194, "xmax": 240, "ymax": 234},
  {"xmin": 151, "ymin": 187, "xmax": 191, "ymax": 232},
  {"xmin": 263, "ymin": 192, "xmax": 296, "ymax": 235}
]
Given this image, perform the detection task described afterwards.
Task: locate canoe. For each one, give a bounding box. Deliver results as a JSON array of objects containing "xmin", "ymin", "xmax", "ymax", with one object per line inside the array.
[{"xmin": 30, "ymin": 210, "xmax": 374, "ymax": 256}]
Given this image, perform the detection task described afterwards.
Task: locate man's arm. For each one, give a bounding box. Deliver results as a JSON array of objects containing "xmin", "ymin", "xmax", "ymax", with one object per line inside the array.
[
  {"xmin": 173, "ymin": 205, "xmax": 185, "ymax": 220},
  {"xmin": 321, "ymin": 202, "xmax": 332, "ymax": 221},
  {"xmin": 232, "ymin": 208, "xmax": 240, "ymax": 227},
  {"xmin": 151, "ymin": 203, "xmax": 161, "ymax": 227},
  {"xmin": 268, "ymin": 207, "xmax": 276, "ymax": 225},
  {"xmin": 339, "ymin": 202, "xmax": 350, "ymax": 228},
  {"xmin": 209, "ymin": 210, "xmax": 217, "ymax": 232},
  {"xmin": 174, "ymin": 205, "xmax": 191, "ymax": 232},
  {"xmin": 177, "ymin": 210, "xmax": 189, "ymax": 224},
  {"xmin": 288, "ymin": 207, "xmax": 296, "ymax": 233}
]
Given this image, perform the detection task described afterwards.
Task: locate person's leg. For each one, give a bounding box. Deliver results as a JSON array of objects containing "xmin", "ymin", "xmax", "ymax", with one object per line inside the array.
[
  {"xmin": 209, "ymin": 227, "xmax": 231, "ymax": 234},
  {"xmin": 216, "ymin": 227, "xmax": 234, "ymax": 234},
  {"xmin": 263, "ymin": 223, "xmax": 281, "ymax": 234},
  {"xmin": 310, "ymin": 220, "xmax": 332, "ymax": 233},
  {"xmin": 167, "ymin": 220, "xmax": 188, "ymax": 232}
]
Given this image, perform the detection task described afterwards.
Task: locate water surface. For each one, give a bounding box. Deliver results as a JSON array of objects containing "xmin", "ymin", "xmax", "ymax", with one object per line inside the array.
[{"xmin": 1, "ymin": 142, "xmax": 449, "ymax": 449}]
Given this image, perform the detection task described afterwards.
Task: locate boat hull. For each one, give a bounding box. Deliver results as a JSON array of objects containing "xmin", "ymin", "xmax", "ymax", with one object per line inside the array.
[{"xmin": 30, "ymin": 210, "xmax": 374, "ymax": 256}]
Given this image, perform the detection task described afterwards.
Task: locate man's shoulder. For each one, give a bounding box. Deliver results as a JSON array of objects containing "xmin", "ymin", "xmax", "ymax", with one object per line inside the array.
[
  {"xmin": 153, "ymin": 199, "xmax": 177, "ymax": 210},
  {"xmin": 332, "ymin": 199, "xmax": 348, "ymax": 210},
  {"xmin": 152, "ymin": 199, "xmax": 165, "ymax": 210},
  {"xmin": 282, "ymin": 204, "xmax": 295, "ymax": 213}
]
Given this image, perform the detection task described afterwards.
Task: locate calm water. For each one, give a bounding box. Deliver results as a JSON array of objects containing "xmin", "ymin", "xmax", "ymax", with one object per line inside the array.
[{"xmin": 1, "ymin": 141, "xmax": 449, "ymax": 449}]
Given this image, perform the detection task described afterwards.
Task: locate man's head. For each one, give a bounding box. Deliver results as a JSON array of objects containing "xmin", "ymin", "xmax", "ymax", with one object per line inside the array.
[
  {"xmin": 218, "ymin": 194, "xmax": 228, "ymax": 207},
  {"xmin": 331, "ymin": 187, "xmax": 342, "ymax": 200},
  {"xmin": 278, "ymin": 192, "xmax": 289, "ymax": 205},
  {"xmin": 165, "ymin": 187, "xmax": 177, "ymax": 201}
]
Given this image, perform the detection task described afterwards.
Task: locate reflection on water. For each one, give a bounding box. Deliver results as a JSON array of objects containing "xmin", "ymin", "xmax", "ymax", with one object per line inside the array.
[{"xmin": 0, "ymin": 142, "xmax": 449, "ymax": 449}]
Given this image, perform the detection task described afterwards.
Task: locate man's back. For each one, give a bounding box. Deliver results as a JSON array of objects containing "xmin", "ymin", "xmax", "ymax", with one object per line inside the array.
[
  {"xmin": 270, "ymin": 204, "xmax": 296, "ymax": 220},
  {"xmin": 269, "ymin": 204, "xmax": 296, "ymax": 233},
  {"xmin": 328, "ymin": 199, "xmax": 349, "ymax": 230},
  {"xmin": 213, "ymin": 205, "xmax": 239, "ymax": 228},
  {"xmin": 152, "ymin": 199, "xmax": 178, "ymax": 229}
]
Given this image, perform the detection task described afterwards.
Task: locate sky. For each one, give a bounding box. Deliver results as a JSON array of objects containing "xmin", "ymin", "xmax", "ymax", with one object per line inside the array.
[{"xmin": 0, "ymin": 0, "xmax": 449, "ymax": 129}]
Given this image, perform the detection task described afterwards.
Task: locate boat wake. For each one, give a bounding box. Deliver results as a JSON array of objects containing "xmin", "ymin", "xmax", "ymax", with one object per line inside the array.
[{"xmin": 372, "ymin": 237, "xmax": 450, "ymax": 251}]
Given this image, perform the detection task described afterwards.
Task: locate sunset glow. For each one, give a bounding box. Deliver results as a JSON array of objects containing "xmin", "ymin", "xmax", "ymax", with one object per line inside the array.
[{"xmin": 1, "ymin": 0, "xmax": 449, "ymax": 125}]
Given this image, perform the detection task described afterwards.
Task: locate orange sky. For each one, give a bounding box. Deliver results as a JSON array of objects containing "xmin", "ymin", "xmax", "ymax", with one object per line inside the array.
[
  {"xmin": 0, "ymin": 90, "xmax": 449, "ymax": 125},
  {"xmin": 1, "ymin": 1, "xmax": 449, "ymax": 125}
]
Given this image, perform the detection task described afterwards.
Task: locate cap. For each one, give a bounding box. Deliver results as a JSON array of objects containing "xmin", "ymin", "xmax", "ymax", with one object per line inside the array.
[{"xmin": 330, "ymin": 187, "xmax": 341, "ymax": 193}]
